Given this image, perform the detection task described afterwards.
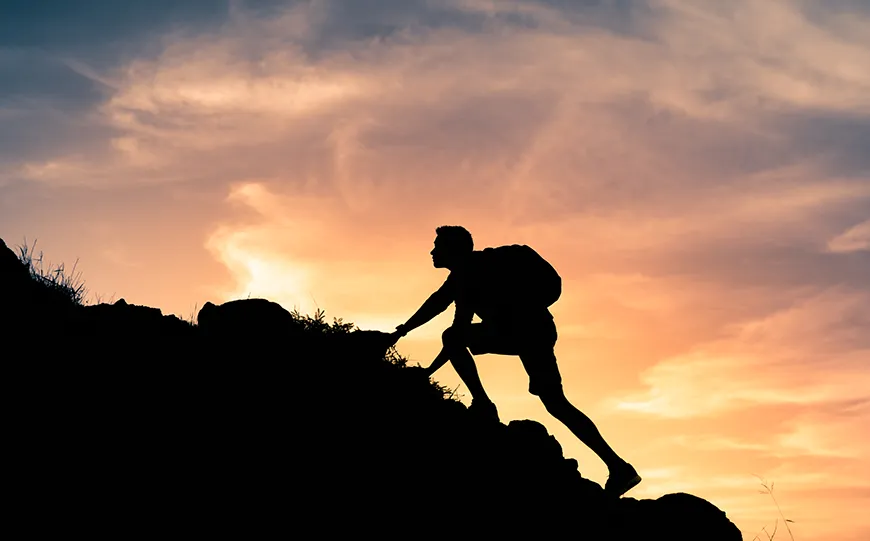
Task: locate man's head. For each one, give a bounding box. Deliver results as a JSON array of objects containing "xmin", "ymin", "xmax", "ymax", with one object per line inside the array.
[{"xmin": 431, "ymin": 225, "xmax": 474, "ymax": 269}]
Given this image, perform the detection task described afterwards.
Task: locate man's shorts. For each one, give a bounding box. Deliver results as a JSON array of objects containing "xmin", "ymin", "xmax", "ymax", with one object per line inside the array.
[{"xmin": 464, "ymin": 316, "xmax": 562, "ymax": 397}]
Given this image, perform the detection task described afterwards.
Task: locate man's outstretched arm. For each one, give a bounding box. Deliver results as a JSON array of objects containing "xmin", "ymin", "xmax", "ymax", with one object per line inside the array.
[{"xmin": 394, "ymin": 278, "xmax": 454, "ymax": 338}]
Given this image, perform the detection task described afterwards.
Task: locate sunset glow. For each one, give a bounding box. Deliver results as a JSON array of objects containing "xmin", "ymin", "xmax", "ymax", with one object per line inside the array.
[{"xmin": 2, "ymin": 1, "xmax": 869, "ymax": 539}]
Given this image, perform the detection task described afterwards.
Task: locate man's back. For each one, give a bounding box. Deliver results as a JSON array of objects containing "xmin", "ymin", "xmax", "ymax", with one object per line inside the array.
[{"xmin": 451, "ymin": 245, "xmax": 560, "ymax": 323}]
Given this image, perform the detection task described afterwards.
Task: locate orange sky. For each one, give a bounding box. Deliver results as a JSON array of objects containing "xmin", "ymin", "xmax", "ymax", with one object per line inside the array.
[{"xmin": 2, "ymin": 1, "xmax": 869, "ymax": 539}]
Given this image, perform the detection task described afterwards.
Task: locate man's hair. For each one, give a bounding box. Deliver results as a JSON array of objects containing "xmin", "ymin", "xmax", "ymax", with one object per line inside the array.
[{"xmin": 435, "ymin": 225, "xmax": 474, "ymax": 253}]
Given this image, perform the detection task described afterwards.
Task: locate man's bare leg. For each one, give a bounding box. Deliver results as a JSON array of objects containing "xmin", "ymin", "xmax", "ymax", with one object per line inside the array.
[
  {"xmin": 426, "ymin": 328, "xmax": 496, "ymax": 412},
  {"xmin": 427, "ymin": 347, "xmax": 493, "ymax": 406},
  {"xmin": 447, "ymin": 346, "xmax": 494, "ymax": 404},
  {"xmin": 539, "ymin": 391, "xmax": 622, "ymax": 468},
  {"xmin": 539, "ymin": 390, "xmax": 641, "ymax": 496}
]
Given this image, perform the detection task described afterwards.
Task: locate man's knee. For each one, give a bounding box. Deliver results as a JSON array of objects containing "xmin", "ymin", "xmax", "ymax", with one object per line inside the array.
[
  {"xmin": 441, "ymin": 327, "xmax": 459, "ymax": 348},
  {"xmin": 441, "ymin": 326, "xmax": 466, "ymax": 349}
]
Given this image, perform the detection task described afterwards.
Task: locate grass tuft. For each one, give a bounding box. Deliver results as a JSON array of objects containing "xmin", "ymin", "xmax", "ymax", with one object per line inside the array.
[{"xmin": 17, "ymin": 238, "xmax": 88, "ymax": 306}]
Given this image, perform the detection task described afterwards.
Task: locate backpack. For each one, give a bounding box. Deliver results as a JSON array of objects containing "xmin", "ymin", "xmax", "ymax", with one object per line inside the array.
[{"xmin": 478, "ymin": 244, "xmax": 562, "ymax": 308}]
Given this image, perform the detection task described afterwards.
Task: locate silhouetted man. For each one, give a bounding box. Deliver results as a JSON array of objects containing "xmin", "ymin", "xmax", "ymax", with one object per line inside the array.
[{"xmin": 391, "ymin": 225, "xmax": 641, "ymax": 497}]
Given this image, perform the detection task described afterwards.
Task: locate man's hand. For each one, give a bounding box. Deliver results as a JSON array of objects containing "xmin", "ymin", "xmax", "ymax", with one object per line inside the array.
[
  {"xmin": 387, "ymin": 330, "xmax": 402, "ymax": 348},
  {"xmin": 387, "ymin": 324, "xmax": 409, "ymax": 347}
]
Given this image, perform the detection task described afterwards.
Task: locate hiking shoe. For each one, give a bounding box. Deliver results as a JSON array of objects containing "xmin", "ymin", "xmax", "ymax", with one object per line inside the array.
[
  {"xmin": 605, "ymin": 462, "xmax": 641, "ymax": 497},
  {"xmin": 468, "ymin": 400, "xmax": 500, "ymax": 423}
]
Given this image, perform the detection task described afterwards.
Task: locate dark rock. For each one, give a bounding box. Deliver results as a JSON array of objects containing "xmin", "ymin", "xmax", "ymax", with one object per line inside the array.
[
  {"xmin": 79, "ymin": 297, "xmax": 192, "ymax": 345},
  {"xmin": 0, "ymin": 238, "xmax": 30, "ymax": 284},
  {"xmin": 1, "ymin": 238, "xmax": 30, "ymax": 322},
  {"xmin": 620, "ymin": 492, "xmax": 745, "ymax": 541},
  {"xmin": 197, "ymin": 298, "xmax": 303, "ymax": 344}
]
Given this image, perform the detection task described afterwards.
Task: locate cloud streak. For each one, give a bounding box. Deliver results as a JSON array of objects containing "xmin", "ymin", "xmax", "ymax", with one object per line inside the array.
[
  {"xmin": 828, "ymin": 219, "xmax": 870, "ymax": 253},
  {"xmin": 614, "ymin": 288, "xmax": 870, "ymax": 416}
]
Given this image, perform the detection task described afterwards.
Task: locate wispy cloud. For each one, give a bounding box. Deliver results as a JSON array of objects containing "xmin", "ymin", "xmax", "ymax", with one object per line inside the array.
[
  {"xmin": 613, "ymin": 288, "xmax": 870, "ymax": 417},
  {"xmin": 828, "ymin": 219, "xmax": 870, "ymax": 253}
]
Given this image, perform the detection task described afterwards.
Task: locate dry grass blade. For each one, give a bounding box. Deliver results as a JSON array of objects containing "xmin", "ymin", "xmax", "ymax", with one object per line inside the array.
[
  {"xmin": 16, "ymin": 237, "xmax": 88, "ymax": 306},
  {"xmin": 753, "ymin": 476, "xmax": 796, "ymax": 541}
]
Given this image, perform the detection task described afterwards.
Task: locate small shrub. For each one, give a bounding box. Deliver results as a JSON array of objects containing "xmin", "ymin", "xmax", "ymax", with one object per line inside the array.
[
  {"xmin": 290, "ymin": 307, "xmax": 356, "ymax": 335},
  {"xmin": 17, "ymin": 238, "xmax": 88, "ymax": 306}
]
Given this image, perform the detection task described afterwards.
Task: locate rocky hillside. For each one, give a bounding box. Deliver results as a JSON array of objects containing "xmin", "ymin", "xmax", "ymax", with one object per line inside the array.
[{"xmin": 2, "ymin": 238, "xmax": 742, "ymax": 539}]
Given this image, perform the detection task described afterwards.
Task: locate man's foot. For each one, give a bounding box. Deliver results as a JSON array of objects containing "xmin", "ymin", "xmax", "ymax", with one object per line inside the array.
[
  {"xmin": 604, "ymin": 462, "xmax": 641, "ymax": 497},
  {"xmin": 468, "ymin": 400, "xmax": 499, "ymax": 422}
]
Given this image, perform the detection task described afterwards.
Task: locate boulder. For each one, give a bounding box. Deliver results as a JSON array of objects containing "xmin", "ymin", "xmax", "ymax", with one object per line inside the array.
[
  {"xmin": 197, "ymin": 298, "xmax": 305, "ymax": 348},
  {"xmin": 619, "ymin": 492, "xmax": 744, "ymax": 540},
  {"xmin": 198, "ymin": 298, "xmax": 298, "ymax": 330}
]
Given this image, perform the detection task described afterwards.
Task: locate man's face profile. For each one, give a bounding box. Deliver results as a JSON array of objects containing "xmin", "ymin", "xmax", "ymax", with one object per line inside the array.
[{"xmin": 430, "ymin": 236, "xmax": 450, "ymax": 269}]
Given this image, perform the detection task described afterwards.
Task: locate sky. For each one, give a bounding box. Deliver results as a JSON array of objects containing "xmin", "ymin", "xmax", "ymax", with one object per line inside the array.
[{"xmin": 1, "ymin": 0, "xmax": 869, "ymax": 538}]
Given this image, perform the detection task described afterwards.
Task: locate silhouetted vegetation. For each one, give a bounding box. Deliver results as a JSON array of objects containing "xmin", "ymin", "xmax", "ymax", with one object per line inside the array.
[{"xmin": 16, "ymin": 238, "xmax": 88, "ymax": 305}]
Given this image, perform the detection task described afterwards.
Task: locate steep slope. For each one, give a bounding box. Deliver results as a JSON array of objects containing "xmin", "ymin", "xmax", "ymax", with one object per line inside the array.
[{"xmin": 2, "ymin": 238, "xmax": 741, "ymax": 539}]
